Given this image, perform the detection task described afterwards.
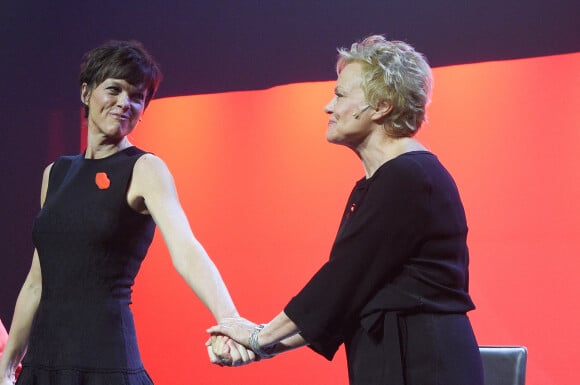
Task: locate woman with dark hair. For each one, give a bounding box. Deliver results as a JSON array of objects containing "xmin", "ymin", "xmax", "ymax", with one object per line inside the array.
[
  {"xmin": 0, "ymin": 40, "xmax": 253, "ymax": 385},
  {"xmin": 208, "ymin": 35, "xmax": 484, "ymax": 385}
]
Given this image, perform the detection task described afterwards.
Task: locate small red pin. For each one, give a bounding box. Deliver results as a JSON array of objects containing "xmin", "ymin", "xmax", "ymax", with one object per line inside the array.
[
  {"xmin": 346, "ymin": 203, "xmax": 356, "ymax": 218},
  {"xmin": 95, "ymin": 172, "xmax": 110, "ymax": 190}
]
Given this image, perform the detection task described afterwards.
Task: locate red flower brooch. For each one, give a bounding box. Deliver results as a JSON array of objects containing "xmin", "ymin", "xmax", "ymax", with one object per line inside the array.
[{"xmin": 95, "ymin": 172, "xmax": 111, "ymax": 190}]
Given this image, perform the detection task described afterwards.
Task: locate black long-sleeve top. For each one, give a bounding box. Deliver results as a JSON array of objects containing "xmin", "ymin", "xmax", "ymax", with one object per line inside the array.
[{"xmin": 284, "ymin": 151, "xmax": 475, "ymax": 360}]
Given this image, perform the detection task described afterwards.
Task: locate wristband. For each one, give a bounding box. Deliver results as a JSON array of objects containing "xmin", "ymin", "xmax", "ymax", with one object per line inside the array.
[{"xmin": 248, "ymin": 324, "xmax": 274, "ymax": 359}]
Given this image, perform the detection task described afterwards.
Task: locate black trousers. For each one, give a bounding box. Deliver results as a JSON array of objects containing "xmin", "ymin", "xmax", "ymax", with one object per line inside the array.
[{"xmin": 345, "ymin": 313, "xmax": 484, "ymax": 385}]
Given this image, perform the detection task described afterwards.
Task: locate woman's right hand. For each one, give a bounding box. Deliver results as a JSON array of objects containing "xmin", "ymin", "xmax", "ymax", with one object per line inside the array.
[{"xmin": 207, "ymin": 316, "xmax": 259, "ymax": 346}]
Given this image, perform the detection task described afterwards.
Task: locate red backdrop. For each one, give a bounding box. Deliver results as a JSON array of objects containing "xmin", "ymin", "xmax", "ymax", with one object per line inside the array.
[{"xmin": 120, "ymin": 52, "xmax": 579, "ymax": 385}]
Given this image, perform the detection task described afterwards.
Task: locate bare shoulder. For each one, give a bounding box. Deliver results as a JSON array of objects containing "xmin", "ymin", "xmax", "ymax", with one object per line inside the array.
[
  {"xmin": 132, "ymin": 153, "xmax": 176, "ymax": 193},
  {"xmin": 40, "ymin": 162, "xmax": 55, "ymax": 207},
  {"xmin": 42, "ymin": 162, "xmax": 54, "ymax": 180},
  {"xmin": 134, "ymin": 153, "xmax": 174, "ymax": 179}
]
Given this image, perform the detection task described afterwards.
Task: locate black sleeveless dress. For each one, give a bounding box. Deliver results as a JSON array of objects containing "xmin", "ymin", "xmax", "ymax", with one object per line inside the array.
[{"xmin": 18, "ymin": 147, "xmax": 156, "ymax": 385}]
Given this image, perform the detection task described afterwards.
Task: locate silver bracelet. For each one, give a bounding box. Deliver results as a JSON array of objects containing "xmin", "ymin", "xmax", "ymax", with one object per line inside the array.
[{"xmin": 248, "ymin": 324, "xmax": 274, "ymax": 359}]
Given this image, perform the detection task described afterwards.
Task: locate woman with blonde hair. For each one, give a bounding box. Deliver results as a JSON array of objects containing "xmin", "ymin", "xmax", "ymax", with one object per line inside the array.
[{"xmin": 209, "ymin": 35, "xmax": 484, "ymax": 385}]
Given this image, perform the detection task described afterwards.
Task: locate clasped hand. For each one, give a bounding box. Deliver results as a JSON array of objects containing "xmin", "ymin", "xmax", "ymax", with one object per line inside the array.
[{"xmin": 206, "ymin": 316, "xmax": 263, "ymax": 367}]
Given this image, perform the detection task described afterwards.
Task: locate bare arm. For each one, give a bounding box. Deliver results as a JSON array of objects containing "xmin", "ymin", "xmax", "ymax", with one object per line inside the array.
[
  {"xmin": 131, "ymin": 154, "xmax": 238, "ymax": 321},
  {"xmin": 260, "ymin": 311, "xmax": 305, "ymax": 351},
  {"xmin": 0, "ymin": 251, "xmax": 42, "ymax": 383},
  {"xmin": 268, "ymin": 331, "xmax": 308, "ymax": 356},
  {"xmin": 0, "ymin": 164, "xmax": 51, "ymax": 383}
]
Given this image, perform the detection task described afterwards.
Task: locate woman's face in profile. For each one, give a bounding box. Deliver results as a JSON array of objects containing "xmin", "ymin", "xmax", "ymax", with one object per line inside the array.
[{"xmin": 324, "ymin": 62, "xmax": 372, "ymax": 148}]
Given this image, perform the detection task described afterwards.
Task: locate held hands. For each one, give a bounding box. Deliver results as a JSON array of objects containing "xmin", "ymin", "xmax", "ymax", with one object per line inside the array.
[
  {"xmin": 208, "ymin": 316, "xmax": 260, "ymax": 346},
  {"xmin": 206, "ymin": 316, "xmax": 265, "ymax": 367},
  {"xmin": 205, "ymin": 334, "xmax": 256, "ymax": 367}
]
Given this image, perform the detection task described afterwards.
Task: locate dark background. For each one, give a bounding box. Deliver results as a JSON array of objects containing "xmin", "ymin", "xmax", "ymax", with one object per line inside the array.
[{"xmin": 1, "ymin": 0, "xmax": 578, "ymax": 325}]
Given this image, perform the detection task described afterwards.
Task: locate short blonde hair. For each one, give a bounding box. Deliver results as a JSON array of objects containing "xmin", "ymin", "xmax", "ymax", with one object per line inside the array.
[{"xmin": 337, "ymin": 35, "xmax": 432, "ymax": 137}]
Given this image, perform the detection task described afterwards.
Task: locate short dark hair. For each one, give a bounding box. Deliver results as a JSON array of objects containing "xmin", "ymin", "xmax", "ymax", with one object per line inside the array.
[{"xmin": 80, "ymin": 40, "xmax": 163, "ymax": 111}]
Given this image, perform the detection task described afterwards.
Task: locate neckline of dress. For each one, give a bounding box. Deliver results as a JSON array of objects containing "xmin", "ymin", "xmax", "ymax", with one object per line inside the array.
[{"xmin": 82, "ymin": 146, "xmax": 136, "ymax": 161}]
